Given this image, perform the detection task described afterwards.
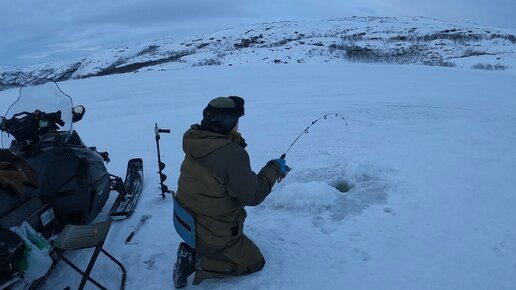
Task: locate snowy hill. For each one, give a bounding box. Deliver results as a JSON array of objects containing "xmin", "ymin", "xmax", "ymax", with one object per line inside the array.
[{"xmin": 1, "ymin": 16, "xmax": 516, "ymax": 90}]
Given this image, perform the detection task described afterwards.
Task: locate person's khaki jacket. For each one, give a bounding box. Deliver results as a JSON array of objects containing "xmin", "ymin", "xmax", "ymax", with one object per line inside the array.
[{"xmin": 176, "ymin": 125, "xmax": 280, "ymax": 248}]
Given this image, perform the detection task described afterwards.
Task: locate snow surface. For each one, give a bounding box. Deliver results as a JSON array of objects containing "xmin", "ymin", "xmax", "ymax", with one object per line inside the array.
[{"xmin": 1, "ymin": 62, "xmax": 515, "ymax": 290}]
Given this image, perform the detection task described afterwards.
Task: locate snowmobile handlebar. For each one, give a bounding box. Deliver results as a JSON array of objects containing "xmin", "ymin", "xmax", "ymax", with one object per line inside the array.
[
  {"xmin": 0, "ymin": 110, "xmax": 66, "ymax": 141},
  {"xmin": 39, "ymin": 110, "xmax": 65, "ymax": 127}
]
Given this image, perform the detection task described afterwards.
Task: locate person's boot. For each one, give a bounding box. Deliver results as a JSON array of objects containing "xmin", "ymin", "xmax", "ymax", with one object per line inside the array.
[{"xmin": 173, "ymin": 242, "xmax": 196, "ymax": 288}]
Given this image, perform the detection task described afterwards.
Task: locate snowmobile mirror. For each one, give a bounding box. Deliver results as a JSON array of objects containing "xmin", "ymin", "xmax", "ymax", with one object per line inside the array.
[{"xmin": 72, "ymin": 105, "xmax": 86, "ymax": 123}]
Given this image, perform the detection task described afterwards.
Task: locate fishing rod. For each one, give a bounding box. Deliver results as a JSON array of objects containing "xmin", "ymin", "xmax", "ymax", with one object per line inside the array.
[
  {"xmin": 280, "ymin": 113, "xmax": 347, "ymax": 159},
  {"xmin": 277, "ymin": 113, "xmax": 347, "ymax": 182}
]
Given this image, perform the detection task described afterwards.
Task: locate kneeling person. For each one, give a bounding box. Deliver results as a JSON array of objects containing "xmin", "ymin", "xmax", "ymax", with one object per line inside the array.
[{"xmin": 173, "ymin": 96, "xmax": 288, "ymax": 288}]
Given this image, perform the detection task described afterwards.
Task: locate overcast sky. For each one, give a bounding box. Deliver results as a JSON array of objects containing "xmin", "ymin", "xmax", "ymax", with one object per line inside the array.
[{"xmin": 1, "ymin": 0, "xmax": 515, "ymax": 67}]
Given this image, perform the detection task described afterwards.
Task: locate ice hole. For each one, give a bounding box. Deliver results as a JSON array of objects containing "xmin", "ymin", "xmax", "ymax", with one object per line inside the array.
[{"xmin": 334, "ymin": 180, "xmax": 353, "ymax": 193}]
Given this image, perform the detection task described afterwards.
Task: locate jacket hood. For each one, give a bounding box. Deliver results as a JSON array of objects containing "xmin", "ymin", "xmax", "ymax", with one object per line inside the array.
[{"xmin": 183, "ymin": 125, "xmax": 233, "ymax": 159}]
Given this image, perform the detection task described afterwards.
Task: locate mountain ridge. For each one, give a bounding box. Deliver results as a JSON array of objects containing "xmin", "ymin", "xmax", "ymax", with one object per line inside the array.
[{"xmin": 1, "ymin": 16, "xmax": 515, "ymax": 90}]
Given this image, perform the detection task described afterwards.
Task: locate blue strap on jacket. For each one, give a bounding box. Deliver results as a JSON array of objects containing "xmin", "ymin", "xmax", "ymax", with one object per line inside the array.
[{"xmin": 173, "ymin": 196, "xmax": 196, "ymax": 249}]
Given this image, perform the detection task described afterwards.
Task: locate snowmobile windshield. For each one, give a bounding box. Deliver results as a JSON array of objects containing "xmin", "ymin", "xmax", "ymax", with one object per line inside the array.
[{"xmin": 1, "ymin": 80, "xmax": 73, "ymax": 148}]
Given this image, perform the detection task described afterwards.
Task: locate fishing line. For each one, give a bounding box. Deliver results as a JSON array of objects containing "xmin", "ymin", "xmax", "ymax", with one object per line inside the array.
[{"xmin": 280, "ymin": 113, "xmax": 347, "ymax": 159}]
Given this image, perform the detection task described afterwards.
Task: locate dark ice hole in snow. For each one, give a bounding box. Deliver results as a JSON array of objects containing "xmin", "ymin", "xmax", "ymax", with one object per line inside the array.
[{"xmin": 333, "ymin": 180, "xmax": 353, "ymax": 193}]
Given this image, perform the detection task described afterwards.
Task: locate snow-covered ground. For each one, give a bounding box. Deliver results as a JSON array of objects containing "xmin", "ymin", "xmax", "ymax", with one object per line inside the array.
[{"xmin": 1, "ymin": 62, "xmax": 515, "ymax": 290}]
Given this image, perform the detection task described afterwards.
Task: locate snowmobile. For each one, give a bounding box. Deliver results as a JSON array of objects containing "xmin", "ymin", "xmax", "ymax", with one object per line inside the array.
[{"xmin": 0, "ymin": 80, "xmax": 143, "ymax": 288}]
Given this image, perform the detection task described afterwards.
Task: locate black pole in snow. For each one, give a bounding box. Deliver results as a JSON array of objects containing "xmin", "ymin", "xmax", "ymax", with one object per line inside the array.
[{"xmin": 155, "ymin": 123, "xmax": 171, "ymax": 199}]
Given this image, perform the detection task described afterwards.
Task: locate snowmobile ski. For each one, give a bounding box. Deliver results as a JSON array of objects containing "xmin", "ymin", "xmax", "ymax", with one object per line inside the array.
[{"xmin": 109, "ymin": 158, "xmax": 144, "ymax": 218}]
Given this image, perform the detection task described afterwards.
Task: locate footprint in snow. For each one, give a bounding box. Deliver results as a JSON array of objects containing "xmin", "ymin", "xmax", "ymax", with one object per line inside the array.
[{"xmin": 352, "ymin": 247, "xmax": 372, "ymax": 262}]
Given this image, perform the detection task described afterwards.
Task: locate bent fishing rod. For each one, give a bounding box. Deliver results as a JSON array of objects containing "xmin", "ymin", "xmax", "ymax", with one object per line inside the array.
[
  {"xmin": 280, "ymin": 113, "xmax": 347, "ymax": 159},
  {"xmin": 277, "ymin": 113, "xmax": 347, "ymax": 182}
]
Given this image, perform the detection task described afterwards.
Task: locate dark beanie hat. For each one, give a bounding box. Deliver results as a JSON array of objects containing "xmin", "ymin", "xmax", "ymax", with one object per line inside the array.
[{"xmin": 201, "ymin": 96, "xmax": 245, "ymax": 134}]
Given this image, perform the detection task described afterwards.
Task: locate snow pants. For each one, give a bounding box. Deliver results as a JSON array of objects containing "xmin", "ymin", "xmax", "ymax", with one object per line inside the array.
[{"xmin": 193, "ymin": 234, "xmax": 265, "ymax": 285}]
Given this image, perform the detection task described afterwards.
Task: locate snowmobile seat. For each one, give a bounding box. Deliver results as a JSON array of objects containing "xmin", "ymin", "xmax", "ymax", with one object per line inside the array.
[
  {"xmin": 52, "ymin": 218, "xmax": 126, "ymax": 290},
  {"xmin": 173, "ymin": 196, "xmax": 196, "ymax": 249}
]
